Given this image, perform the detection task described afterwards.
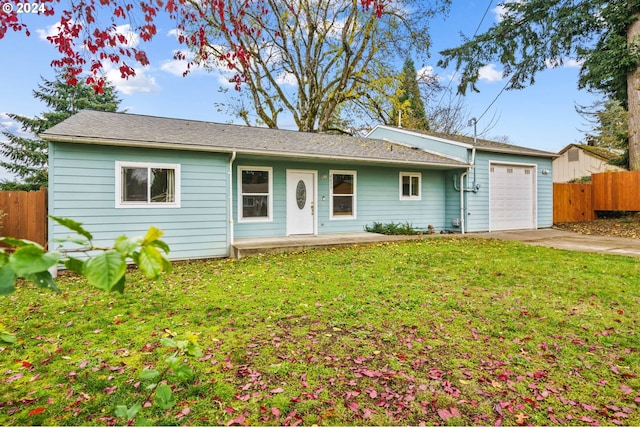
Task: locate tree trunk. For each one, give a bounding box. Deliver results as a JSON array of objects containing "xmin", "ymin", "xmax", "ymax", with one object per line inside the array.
[{"xmin": 628, "ymin": 15, "xmax": 640, "ymax": 170}]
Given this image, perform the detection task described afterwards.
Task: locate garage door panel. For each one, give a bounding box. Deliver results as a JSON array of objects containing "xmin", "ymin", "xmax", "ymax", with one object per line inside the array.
[{"xmin": 490, "ymin": 164, "xmax": 536, "ymax": 231}]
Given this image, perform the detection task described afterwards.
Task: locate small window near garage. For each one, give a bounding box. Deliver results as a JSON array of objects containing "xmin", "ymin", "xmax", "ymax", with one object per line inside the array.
[
  {"xmin": 330, "ymin": 170, "xmax": 356, "ymax": 219},
  {"xmin": 568, "ymin": 147, "xmax": 580, "ymax": 162},
  {"xmin": 400, "ymin": 172, "xmax": 421, "ymax": 200},
  {"xmin": 239, "ymin": 167, "xmax": 272, "ymax": 222},
  {"xmin": 115, "ymin": 161, "xmax": 180, "ymax": 208}
]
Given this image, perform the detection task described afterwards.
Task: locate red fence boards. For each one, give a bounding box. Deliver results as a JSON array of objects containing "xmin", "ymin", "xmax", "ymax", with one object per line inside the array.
[
  {"xmin": 592, "ymin": 170, "xmax": 640, "ymax": 211},
  {"xmin": 554, "ymin": 171, "xmax": 640, "ymax": 223},
  {"xmin": 553, "ymin": 183, "xmax": 594, "ymax": 223},
  {"xmin": 0, "ymin": 188, "xmax": 47, "ymax": 247}
]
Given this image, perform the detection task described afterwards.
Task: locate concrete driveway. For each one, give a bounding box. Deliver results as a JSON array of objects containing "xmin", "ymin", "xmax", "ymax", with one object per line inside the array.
[{"xmin": 472, "ymin": 228, "xmax": 640, "ymax": 257}]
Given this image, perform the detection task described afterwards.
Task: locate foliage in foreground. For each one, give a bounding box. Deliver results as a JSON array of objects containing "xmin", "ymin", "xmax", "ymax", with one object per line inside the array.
[
  {"xmin": 0, "ymin": 216, "xmax": 171, "ymax": 297},
  {"xmin": 0, "ymin": 239, "xmax": 639, "ymax": 425}
]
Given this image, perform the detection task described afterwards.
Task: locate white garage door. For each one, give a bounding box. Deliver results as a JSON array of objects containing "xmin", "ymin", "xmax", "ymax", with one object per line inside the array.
[{"xmin": 490, "ymin": 164, "xmax": 536, "ymax": 231}]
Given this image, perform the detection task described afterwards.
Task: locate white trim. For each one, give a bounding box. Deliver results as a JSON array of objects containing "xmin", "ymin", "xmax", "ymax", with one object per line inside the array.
[
  {"xmin": 237, "ymin": 166, "xmax": 273, "ymax": 223},
  {"xmin": 399, "ymin": 171, "xmax": 422, "ymax": 201},
  {"xmin": 330, "ymin": 170, "xmax": 357, "ymax": 220},
  {"xmin": 115, "ymin": 161, "xmax": 181, "ymax": 209}
]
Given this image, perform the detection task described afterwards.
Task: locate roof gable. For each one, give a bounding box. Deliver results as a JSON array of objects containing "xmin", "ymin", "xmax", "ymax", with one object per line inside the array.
[
  {"xmin": 41, "ymin": 111, "xmax": 468, "ymax": 168},
  {"xmin": 369, "ymin": 125, "xmax": 557, "ymax": 158},
  {"xmin": 558, "ymin": 143, "xmax": 624, "ymax": 161}
]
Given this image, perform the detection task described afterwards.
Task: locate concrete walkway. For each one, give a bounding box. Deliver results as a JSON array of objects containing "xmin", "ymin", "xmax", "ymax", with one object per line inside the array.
[
  {"xmin": 231, "ymin": 228, "xmax": 640, "ymax": 258},
  {"xmin": 471, "ymin": 228, "xmax": 640, "ymax": 257}
]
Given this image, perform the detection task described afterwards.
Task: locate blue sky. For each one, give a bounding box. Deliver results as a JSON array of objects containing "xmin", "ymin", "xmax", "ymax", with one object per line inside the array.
[{"xmin": 0, "ymin": 1, "xmax": 600, "ymax": 180}]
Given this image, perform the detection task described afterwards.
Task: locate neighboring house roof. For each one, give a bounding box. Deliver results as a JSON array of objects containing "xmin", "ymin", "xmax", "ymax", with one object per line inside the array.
[
  {"xmin": 371, "ymin": 125, "xmax": 558, "ymax": 158},
  {"xmin": 41, "ymin": 110, "xmax": 468, "ymax": 169},
  {"xmin": 557, "ymin": 143, "xmax": 624, "ymax": 162}
]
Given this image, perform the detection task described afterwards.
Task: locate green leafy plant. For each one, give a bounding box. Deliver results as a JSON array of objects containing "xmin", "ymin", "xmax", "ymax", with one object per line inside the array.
[
  {"xmin": 364, "ymin": 221, "xmax": 426, "ymax": 235},
  {"xmin": 0, "ymin": 215, "xmax": 171, "ymax": 296},
  {"xmin": 115, "ymin": 334, "xmax": 202, "ymax": 424}
]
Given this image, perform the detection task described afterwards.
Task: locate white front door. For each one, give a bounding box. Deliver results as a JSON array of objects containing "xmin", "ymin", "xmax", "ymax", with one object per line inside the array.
[{"xmin": 287, "ymin": 170, "xmax": 316, "ymax": 235}]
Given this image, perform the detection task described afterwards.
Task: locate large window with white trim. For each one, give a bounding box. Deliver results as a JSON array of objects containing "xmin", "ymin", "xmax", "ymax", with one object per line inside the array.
[
  {"xmin": 239, "ymin": 166, "xmax": 272, "ymax": 221},
  {"xmin": 330, "ymin": 170, "xmax": 356, "ymax": 219},
  {"xmin": 115, "ymin": 161, "xmax": 180, "ymax": 208},
  {"xmin": 400, "ymin": 172, "xmax": 421, "ymax": 200}
]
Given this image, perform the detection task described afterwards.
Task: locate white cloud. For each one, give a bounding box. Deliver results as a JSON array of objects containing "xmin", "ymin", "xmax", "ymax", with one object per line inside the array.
[
  {"xmin": 546, "ymin": 58, "xmax": 583, "ymax": 69},
  {"xmin": 275, "ymin": 72, "xmax": 297, "ymax": 87},
  {"xmin": 493, "ymin": 1, "xmax": 523, "ymax": 23},
  {"xmin": 160, "ymin": 51, "xmax": 211, "ymax": 77},
  {"xmin": 0, "ymin": 113, "xmax": 31, "ymax": 139},
  {"xmin": 102, "ymin": 63, "xmax": 159, "ymax": 95},
  {"xmin": 478, "ymin": 64, "xmax": 504, "ymax": 82},
  {"xmin": 37, "ymin": 22, "xmax": 138, "ymax": 47},
  {"xmin": 112, "ymin": 24, "xmax": 139, "ymax": 48},
  {"xmin": 418, "ymin": 66, "xmax": 440, "ymax": 84},
  {"xmin": 36, "ymin": 22, "xmax": 61, "ymax": 40},
  {"xmin": 492, "ymin": 4, "xmax": 508, "ymax": 22}
]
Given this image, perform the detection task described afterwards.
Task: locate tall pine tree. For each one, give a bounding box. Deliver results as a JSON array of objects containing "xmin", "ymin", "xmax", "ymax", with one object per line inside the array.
[
  {"xmin": 390, "ymin": 58, "xmax": 429, "ymax": 131},
  {"xmin": 1, "ymin": 70, "xmax": 120, "ymax": 191}
]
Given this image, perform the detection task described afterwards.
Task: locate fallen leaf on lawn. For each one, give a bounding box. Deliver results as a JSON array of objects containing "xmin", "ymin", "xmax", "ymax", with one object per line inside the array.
[
  {"xmin": 7, "ymin": 373, "xmax": 23, "ymax": 383},
  {"xmin": 515, "ymin": 412, "xmax": 528, "ymax": 425},
  {"xmin": 270, "ymin": 387, "xmax": 284, "ymax": 394},
  {"xmin": 28, "ymin": 407, "xmax": 46, "ymax": 416},
  {"xmin": 619, "ymin": 385, "xmax": 633, "ymax": 395}
]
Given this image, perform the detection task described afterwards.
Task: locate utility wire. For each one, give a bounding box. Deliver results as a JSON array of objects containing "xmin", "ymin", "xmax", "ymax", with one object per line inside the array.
[
  {"xmin": 477, "ymin": 78, "xmax": 510, "ymax": 123},
  {"xmin": 434, "ymin": 0, "xmax": 494, "ymax": 113}
]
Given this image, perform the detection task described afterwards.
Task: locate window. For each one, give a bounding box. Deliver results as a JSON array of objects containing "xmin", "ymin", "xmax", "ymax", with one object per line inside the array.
[
  {"xmin": 115, "ymin": 162, "xmax": 180, "ymax": 208},
  {"xmin": 400, "ymin": 172, "xmax": 421, "ymax": 200},
  {"xmin": 239, "ymin": 167, "xmax": 272, "ymax": 221},
  {"xmin": 330, "ymin": 170, "xmax": 356, "ymax": 219}
]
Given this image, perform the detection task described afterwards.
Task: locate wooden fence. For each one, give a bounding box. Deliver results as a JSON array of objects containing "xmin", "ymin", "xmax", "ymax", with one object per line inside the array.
[
  {"xmin": 554, "ymin": 171, "xmax": 640, "ymax": 223},
  {"xmin": 0, "ymin": 188, "xmax": 47, "ymax": 247},
  {"xmin": 553, "ymin": 183, "xmax": 594, "ymax": 223}
]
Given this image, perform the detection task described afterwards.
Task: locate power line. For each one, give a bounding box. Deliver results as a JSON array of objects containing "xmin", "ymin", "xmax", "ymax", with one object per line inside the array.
[
  {"xmin": 477, "ymin": 78, "xmax": 510, "ymax": 123},
  {"xmin": 434, "ymin": 1, "xmax": 494, "ymax": 113}
]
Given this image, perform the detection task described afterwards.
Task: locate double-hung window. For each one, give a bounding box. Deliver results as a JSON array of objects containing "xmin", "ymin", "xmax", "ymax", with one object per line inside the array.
[
  {"xmin": 330, "ymin": 170, "xmax": 356, "ymax": 219},
  {"xmin": 400, "ymin": 172, "xmax": 421, "ymax": 200},
  {"xmin": 239, "ymin": 167, "xmax": 272, "ymax": 221},
  {"xmin": 116, "ymin": 161, "xmax": 180, "ymax": 208}
]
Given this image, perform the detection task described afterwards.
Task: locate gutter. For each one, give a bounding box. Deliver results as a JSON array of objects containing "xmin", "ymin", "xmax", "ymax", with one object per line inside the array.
[{"xmin": 40, "ymin": 135, "xmax": 468, "ymax": 169}]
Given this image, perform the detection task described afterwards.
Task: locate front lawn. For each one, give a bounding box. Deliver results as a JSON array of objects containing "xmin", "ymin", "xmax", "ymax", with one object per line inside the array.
[{"xmin": 0, "ymin": 238, "xmax": 638, "ymax": 426}]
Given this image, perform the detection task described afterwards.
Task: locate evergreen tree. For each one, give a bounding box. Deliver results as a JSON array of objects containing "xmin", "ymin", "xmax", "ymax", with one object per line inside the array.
[
  {"xmin": 438, "ymin": 0, "xmax": 640, "ymax": 169},
  {"xmin": 391, "ymin": 59, "xmax": 429, "ymax": 131},
  {"xmin": 1, "ymin": 70, "xmax": 120, "ymax": 191}
]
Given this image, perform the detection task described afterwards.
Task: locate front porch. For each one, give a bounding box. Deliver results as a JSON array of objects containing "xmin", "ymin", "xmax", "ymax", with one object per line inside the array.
[{"xmin": 230, "ymin": 232, "xmax": 448, "ymax": 259}]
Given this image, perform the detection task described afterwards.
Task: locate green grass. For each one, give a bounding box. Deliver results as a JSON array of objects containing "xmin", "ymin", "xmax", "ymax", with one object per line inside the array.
[{"xmin": 1, "ymin": 238, "xmax": 639, "ymax": 425}]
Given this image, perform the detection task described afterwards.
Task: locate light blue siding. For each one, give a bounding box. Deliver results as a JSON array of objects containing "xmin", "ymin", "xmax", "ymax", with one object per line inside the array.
[
  {"xmin": 49, "ymin": 142, "xmax": 230, "ymax": 260},
  {"xmin": 368, "ymin": 128, "xmax": 555, "ymax": 233},
  {"xmin": 232, "ymin": 157, "xmax": 451, "ymax": 238},
  {"xmin": 368, "ymin": 127, "xmax": 469, "ymax": 162},
  {"xmin": 457, "ymin": 152, "xmax": 553, "ymax": 232}
]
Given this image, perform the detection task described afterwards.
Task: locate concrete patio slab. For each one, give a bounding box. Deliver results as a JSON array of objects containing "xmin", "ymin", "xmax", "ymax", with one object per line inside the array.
[{"xmin": 231, "ymin": 228, "xmax": 640, "ymax": 258}]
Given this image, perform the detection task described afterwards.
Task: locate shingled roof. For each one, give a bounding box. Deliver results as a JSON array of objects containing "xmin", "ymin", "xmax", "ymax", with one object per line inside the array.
[
  {"xmin": 374, "ymin": 126, "xmax": 557, "ymax": 158},
  {"xmin": 41, "ymin": 110, "xmax": 468, "ymax": 168}
]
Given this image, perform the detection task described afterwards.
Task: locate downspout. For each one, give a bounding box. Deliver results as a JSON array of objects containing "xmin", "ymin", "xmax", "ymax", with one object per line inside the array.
[
  {"xmin": 460, "ymin": 170, "xmax": 468, "ymax": 234},
  {"xmin": 228, "ymin": 151, "xmax": 236, "ymax": 254},
  {"xmin": 456, "ymin": 118, "xmax": 479, "ymax": 235}
]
